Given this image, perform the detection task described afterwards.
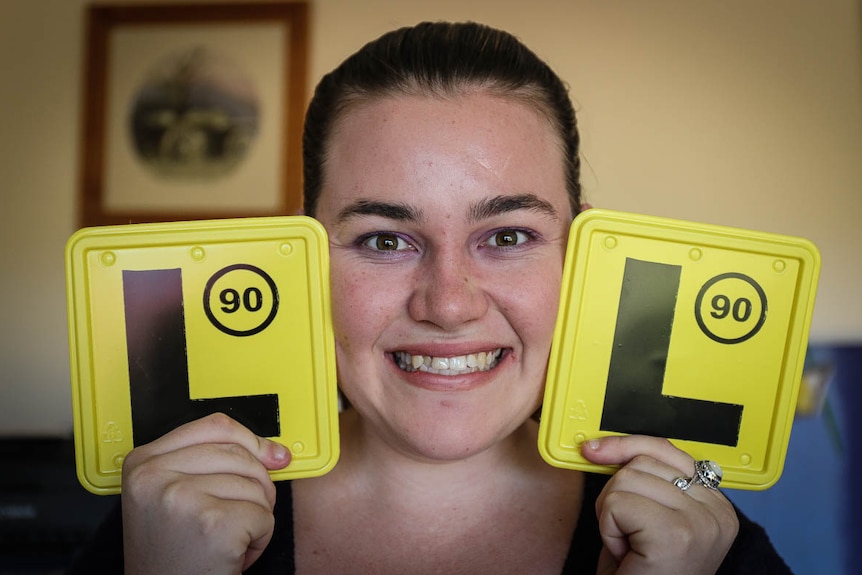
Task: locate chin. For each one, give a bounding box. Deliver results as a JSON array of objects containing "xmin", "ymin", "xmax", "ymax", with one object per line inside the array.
[
  {"xmin": 340, "ymin": 362, "xmax": 545, "ymax": 461},
  {"xmin": 390, "ymin": 400, "xmax": 533, "ymax": 462},
  {"xmin": 402, "ymin": 431, "xmax": 501, "ymax": 462}
]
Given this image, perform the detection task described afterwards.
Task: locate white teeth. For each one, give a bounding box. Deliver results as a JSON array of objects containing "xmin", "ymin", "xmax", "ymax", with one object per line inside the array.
[
  {"xmin": 394, "ymin": 349, "xmax": 503, "ymax": 375},
  {"xmin": 411, "ymin": 354, "xmax": 424, "ymax": 369},
  {"xmin": 431, "ymin": 357, "xmax": 449, "ymax": 370}
]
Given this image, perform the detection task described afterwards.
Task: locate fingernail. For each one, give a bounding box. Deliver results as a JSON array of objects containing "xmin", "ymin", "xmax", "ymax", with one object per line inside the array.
[
  {"xmin": 270, "ymin": 441, "xmax": 289, "ymax": 463},
  {"xmin": 585, "ymin": 438, "xmax": 601, "ymax": 451}
]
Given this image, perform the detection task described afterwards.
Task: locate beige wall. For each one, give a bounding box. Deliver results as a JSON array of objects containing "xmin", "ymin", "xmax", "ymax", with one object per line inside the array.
[{"xmin": 1, "ymin": 0, "xmax": 860, "ymax": 435}]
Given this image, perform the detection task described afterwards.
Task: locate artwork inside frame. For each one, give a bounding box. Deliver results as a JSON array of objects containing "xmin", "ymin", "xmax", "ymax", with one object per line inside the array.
[{"xmin": 78, "ymin": 2, "xmax": 308, "ymax": 227}]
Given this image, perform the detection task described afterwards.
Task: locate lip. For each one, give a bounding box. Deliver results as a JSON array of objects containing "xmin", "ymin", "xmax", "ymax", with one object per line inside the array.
[{"xmin": 386, "ymin": 347, "xmax": 512, "ymax": 392}]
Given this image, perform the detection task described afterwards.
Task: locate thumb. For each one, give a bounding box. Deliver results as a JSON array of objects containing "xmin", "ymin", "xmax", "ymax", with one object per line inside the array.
[{"xmin": 258, "ymin": 437, "xmax": 292, "ymax": 470}]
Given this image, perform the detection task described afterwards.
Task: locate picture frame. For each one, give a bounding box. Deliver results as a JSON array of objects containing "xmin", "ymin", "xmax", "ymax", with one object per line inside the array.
[{"xmin": 78, "ymin": 2, "xmax": 308, "ymax": 227}]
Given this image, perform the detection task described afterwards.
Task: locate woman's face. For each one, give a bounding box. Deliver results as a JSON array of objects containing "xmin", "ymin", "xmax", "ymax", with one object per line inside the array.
[{"xmin": 314, "ymin": 91, "xmax": 573, "ymax": 461}]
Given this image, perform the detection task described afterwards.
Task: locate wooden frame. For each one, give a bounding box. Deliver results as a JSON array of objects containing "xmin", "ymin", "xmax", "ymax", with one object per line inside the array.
[{"xmin": 79, "ymin": 2, "xmax": 308, "ymax": 227}]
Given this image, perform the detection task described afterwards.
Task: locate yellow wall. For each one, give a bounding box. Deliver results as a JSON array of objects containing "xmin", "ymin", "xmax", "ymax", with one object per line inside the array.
[{"xmin": 1, "ymin": 0, "xmax": 860, "ymax": 434}]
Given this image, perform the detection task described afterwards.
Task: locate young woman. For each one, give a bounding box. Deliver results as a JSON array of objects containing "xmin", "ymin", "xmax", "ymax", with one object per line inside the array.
[{"xmin": 71, "ymin": 22, "xmax": 790, "ymax": 574}]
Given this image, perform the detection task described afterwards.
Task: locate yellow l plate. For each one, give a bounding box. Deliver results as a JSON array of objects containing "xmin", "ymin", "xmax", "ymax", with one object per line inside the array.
[
  {"xmin": 539, "ymin": 209, "xmax": 820, "ymax": 490},
  {"xmin": 66, "ymin": 216, "xmax": 339, "ymax": 495}
]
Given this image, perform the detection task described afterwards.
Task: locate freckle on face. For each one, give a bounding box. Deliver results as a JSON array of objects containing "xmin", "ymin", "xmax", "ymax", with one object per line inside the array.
[{"xmin": 315, "ymin": 93, "xmax": 571, "ymax": 459}]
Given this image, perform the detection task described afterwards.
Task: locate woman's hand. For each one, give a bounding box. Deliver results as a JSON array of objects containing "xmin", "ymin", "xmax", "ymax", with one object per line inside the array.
[
  {"xmin": 121, "ymin": 413, "xmax": 291, "ymax": 575},
  {"xmin": 582, "ymin": 435, "xmax": 739, "ymax": 575}
]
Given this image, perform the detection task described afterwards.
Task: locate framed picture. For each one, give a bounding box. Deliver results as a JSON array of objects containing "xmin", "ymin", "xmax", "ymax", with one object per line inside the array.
[{"xmin": 79, "ymin": 2, "xmax": 308, "ymax": 227}]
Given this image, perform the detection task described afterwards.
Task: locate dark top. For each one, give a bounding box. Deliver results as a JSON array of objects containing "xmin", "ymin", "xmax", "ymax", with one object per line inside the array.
[{"xmin": 67, "ymin": 473, "xmax": 792, "ymax": 574}]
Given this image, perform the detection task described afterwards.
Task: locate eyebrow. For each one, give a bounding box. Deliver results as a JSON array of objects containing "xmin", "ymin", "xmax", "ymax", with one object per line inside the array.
[
  {"xmin": 336, "ymin": 200, "xmax": 423, "ymax": 224},
  {"xmin": 334, "ymin": 193, "xmax": 558, "ymax": 225},
  {"xmin": 469, "ymin": 194, "xmax": 559, "ymax": 223}
]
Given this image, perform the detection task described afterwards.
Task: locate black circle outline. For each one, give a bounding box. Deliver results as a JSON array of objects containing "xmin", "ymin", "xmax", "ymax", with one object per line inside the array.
[
  {"xmin": 203, "ymin": 264, "xmax": 279, "ymax": 337},
  {"xmin": 694, "ymin": 272, "xmax": 767, "ymax": 344}
]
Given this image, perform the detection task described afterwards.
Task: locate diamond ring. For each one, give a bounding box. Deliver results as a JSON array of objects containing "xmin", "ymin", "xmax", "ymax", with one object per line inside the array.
[{"xmin": 672, "ymin": 460, "xmax": 723, "ymax": 491}]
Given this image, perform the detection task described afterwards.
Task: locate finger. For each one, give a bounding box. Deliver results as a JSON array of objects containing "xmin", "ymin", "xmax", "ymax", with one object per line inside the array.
[
  {"xmin": 595, "ymin": 457, "xmax": 691, "ymax": 513},
  {"xmin": 599, "ymin": 487, "xmax": 738, "ymax": 575},
  {"xmin": 596, "ymin": 452, "xmax": 732, "ymax": 514},
  {"xmin": 193, "ymin": 495, "xmax": 276, "ymax": 572},
  {"xmin": 596, "ymin": 546, "xmax": 620, "ymax": 575},
  {"xmin": 595, "ymin": 490, "xmax": 687, "ymax": 567},
  {"xmin": 141, "ymin": 442, "xmax": 279, "ymax": 507},
  {"xmin": 243, "ymin": 529, "xmax": 275, "ymax": 572},
  {"xmin": 158, "ymin": 443, "xmax": 275, "ymax": 500},
  {"xmin": 161, "ymin": 472, "xmax": 276, "ymax": 514},
  {"xmin": 129, "ymin": 412, "xmax": 291, "ymax": 470},
  {"xmin": 581, "ymin": 435, "xmax": 694, "ymax": 477}
]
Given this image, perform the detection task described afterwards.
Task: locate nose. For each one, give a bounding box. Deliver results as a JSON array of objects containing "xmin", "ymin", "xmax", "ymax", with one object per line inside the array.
[{"xmin": 407, "ymin": 248, "xmax": 489, "ymax": 331}]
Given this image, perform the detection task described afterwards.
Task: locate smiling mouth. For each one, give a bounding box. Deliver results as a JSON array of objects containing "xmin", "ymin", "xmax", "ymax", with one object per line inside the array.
[{"xmin": 393, "ymin": 349, "xmax": 504, "ymax": 376}]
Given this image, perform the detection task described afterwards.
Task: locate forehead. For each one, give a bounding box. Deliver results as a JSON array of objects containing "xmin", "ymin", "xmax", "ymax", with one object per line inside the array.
[{"xmin": 320, "ymin": 92, "xmax": 570, "ymax": 217}]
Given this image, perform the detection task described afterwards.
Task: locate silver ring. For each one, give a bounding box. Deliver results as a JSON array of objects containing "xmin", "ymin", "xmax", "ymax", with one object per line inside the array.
[
  {"xmin": 693, "ymin": 460, "xmax": 722, "ymax": 490},
  {"xmin": 672, "ymin": 476, "xmax": 694, "ymax": 491},
  {"xmin": 672, "ymin": 460, "xmax": 722, "ymax": 491}
]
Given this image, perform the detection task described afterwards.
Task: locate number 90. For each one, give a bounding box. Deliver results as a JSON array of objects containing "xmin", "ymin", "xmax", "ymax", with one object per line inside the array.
[{"xmin": 220, "ymin": 287, "xmax": 264, "ymax": 313}]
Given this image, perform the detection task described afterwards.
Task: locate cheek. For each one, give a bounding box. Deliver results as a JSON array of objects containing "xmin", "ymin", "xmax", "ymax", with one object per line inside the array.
[
  {"xmin": 497, "ymin": 265, "xmax": 563, "ymax": 349},
  {"xmin": 329, "ymin": 265, "xmax": 404, "ymax": 354},
  {"xmin": 330, "ymin": 269, "xmax": 368, "ymax": 352}
]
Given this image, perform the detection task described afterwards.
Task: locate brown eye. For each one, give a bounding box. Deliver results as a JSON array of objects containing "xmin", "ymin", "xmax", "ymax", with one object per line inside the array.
[
  {"xmin": 376, "ymin": 235, "xmax": 398, "ymax": 250},
  {"xmin": 363, "ymin": 233, "xmax": 408, "ymax": 251},
  {"xmin": 491, "ymin": 230, "xmax": 528, "ymax": 247}
]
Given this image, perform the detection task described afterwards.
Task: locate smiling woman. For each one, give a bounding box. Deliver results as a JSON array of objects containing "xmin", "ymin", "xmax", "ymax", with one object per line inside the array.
[
  {"xmin": 315, "ymin": 92, "xmax": 572, "ymax": 466},
  {"xmin": 68, "ymin": 21, "xmax": 792, "ymax": 575}
]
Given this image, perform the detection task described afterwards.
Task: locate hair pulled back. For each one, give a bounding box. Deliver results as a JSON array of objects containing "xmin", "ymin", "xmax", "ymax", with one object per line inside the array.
[{"xmin": 302, "ymin": 21, "xmax": 582, "ymax": 217}]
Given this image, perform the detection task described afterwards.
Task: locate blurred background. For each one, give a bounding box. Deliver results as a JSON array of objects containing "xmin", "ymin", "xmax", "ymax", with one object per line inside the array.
[{"xmin": 1, "ymin": 0, "xmax": 860, "ymax": 573}]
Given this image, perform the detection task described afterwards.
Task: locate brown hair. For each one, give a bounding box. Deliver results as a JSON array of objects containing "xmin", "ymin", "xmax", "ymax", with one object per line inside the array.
[{"xmin": 302, "ymin": 21, "xmax": 583, "ymax": 218}]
